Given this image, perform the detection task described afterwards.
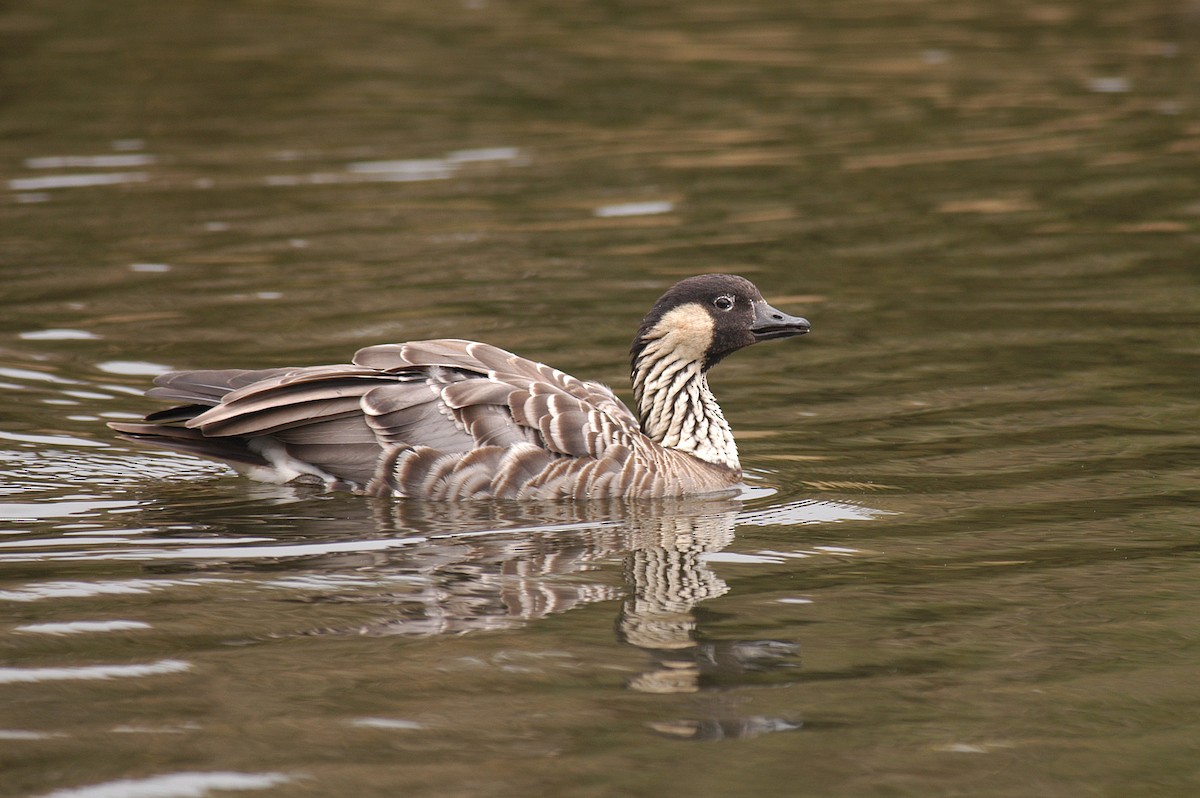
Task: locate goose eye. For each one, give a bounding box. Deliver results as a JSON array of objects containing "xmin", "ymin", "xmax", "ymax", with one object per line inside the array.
[{"xmin": 713, "ymin": 295, "xmax": 734, "ymax": 311}]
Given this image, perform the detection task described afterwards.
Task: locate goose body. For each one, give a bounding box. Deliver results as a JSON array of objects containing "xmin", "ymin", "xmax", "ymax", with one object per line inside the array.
[{"xmin": 110, "ymin": 274, "xmax": 810, "ymax": 499}]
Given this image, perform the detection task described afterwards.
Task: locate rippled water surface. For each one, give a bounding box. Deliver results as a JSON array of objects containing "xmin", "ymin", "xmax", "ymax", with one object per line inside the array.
[{"xmin": 3, "ymin": 1, "xmax": 1200, "ymax": 796}]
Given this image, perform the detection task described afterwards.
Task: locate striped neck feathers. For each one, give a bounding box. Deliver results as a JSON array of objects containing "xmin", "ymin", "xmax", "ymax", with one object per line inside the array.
[{"xmin": 631, "ymin": 304, "xmax": 740, "ymax": 472}]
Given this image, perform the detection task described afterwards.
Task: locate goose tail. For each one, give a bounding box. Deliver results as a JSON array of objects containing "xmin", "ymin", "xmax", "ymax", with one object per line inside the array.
[{"xmin": 108, "ymin": 419, "xmax": 270, "ymax": 468}]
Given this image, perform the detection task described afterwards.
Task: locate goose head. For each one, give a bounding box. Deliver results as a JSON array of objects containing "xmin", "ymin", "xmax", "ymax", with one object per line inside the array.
[{"xmin": 631, "ymin": 273, "xmax": 811, "ymax": 373}]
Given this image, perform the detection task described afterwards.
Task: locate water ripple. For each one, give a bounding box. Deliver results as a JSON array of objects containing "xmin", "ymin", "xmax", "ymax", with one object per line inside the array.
[
  {"xmin": 0, "ymin": 659, "xmax": 191, "ymax": 684},
  {"xmin": 33, "ymin": 772, "xmax": 292, "ymax": 798},
  {"xmin": 8, "ymin": 172, "xmax": 149, "ymax": 191},
  {"xmin": 0, "ymin": 535, "xmax": 430, "ymax": 564},
  {"xmin": 14, "ymin": 620, "xmax": 153, "ymax": 635},
  {"xmin": 0, "ymin": 578, "xmax": 236, "ymax": 603},
  {"xmin": 350, "ymin": 717, "xmax": 424, "ymax": 730}
]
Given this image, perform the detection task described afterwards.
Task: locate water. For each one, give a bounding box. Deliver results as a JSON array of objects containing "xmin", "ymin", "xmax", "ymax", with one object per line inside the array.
[{"xmin": 2, "ymin": 0, "xmax": 1199, "ymax": 795}]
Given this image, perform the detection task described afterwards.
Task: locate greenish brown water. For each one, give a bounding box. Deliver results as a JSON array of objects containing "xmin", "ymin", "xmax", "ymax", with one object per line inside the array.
[{"xmin": 2, "ymin": 1, "xmax": 1199, "ymax": 796}]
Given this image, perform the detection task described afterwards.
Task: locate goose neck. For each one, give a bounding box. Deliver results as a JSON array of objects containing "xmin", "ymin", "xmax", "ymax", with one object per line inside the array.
[{"xmin": 631, "ymin": 346, "xmax": 740, "ymax": 472}]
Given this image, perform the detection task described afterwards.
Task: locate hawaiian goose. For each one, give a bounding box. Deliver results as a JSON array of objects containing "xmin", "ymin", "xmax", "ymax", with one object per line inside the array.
[{"xmin": 110, "ymin": 274, "xmax": 810, "ymax": 499}]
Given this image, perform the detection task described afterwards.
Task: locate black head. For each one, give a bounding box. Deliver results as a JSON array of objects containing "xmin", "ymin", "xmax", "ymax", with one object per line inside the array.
[{"xmin": 631, "ymin": 274, "xmax": 811, "ymax": 372}]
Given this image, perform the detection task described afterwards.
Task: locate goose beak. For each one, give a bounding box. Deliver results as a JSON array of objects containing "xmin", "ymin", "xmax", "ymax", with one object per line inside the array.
[{"xmin": 751, "ymin": 301, "xmax": 811, "ymax": 341}]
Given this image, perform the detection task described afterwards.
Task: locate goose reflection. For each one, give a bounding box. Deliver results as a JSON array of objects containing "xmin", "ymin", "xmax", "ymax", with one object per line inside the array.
[
  {"xmin": 135, "ymin": 492, "xmax": 882, "ymax": 739},
  {"xmin": 353, "ymin": 496, "xmax": 745, "ymax": 647},
  {"xmin": 361, "ymin": 496, "xmax": 805, "ymax": 735}
]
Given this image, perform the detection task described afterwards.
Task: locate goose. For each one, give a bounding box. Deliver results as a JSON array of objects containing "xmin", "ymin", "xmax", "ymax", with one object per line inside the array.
[{"xmin": 109, "ymin": 274, "xmax": 810, "ymax": 499}]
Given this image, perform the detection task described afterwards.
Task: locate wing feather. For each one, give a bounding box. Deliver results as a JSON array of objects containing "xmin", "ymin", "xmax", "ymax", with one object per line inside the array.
[
  {"xmin": 458, "ymin": 404, "xmax": 537, "ymax": 448},
  {"xmin": 361, "ymin": 383, "xmax": 474, "ymax": 451},
  {"xmin": 146, "ymin": 367, "xmax": 297, "ymax": 405}
]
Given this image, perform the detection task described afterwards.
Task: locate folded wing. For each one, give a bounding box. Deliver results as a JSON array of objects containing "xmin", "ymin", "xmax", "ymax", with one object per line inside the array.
[{"xmin": 110, "ymin": 339, "xmax": 684, "ymax": 498}]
